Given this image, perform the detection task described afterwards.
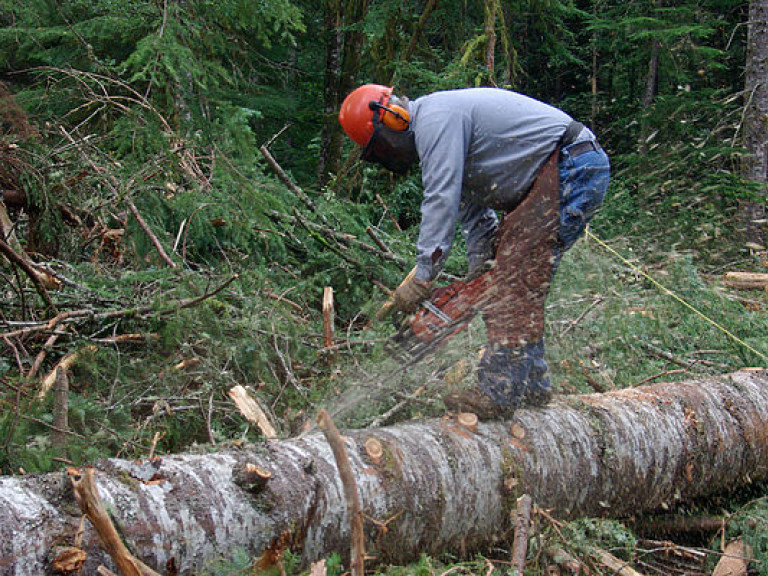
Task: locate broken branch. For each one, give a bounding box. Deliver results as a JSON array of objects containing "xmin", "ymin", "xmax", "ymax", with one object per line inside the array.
[{"xmin": 317, "ymin": 410, "xmax": 365, "ymax": 576}]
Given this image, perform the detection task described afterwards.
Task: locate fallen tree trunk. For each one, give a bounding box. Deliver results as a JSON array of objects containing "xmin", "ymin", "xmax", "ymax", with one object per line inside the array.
[
  {"xmin": 1, "ymin": 370, "xmax": 768, "ymax": 575},
  {"xmin": 723, "ymin": 271, "xmax": 768, "ymax": 291}
]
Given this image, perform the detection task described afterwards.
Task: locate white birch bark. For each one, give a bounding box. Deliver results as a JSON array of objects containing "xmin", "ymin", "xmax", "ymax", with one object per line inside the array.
[{"xmin": 1, "ymin": 370, "xmax": 767, "ymax": 575}]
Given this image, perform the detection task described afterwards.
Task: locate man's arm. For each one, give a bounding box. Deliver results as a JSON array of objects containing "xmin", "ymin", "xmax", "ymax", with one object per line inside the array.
[{"xmin": 413, "ymin": 106, "xmax": 472, "ymax": 281}]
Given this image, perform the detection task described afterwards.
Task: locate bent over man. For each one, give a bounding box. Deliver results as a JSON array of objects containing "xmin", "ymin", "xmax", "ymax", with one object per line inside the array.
[{"xmin": 339, "ymin": 85, "xmax": 610, "ymax": 419}]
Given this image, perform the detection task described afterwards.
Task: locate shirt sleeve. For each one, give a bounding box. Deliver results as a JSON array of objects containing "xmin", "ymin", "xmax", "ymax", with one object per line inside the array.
[{"xmin": 414, "ymin": 107, "xmax": 472, "ymax": 281}]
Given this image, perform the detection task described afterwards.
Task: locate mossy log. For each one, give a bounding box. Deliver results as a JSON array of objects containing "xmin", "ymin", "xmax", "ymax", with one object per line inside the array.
[{"xmin": 2, "ymin": 370, "xmax": 768, "ymax": 575}]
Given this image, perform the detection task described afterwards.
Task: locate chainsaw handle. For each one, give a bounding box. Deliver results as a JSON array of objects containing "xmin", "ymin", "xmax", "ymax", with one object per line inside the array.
[{"xmin": 376, "ymin": 266, "xmax": 417, "ymax": 321}]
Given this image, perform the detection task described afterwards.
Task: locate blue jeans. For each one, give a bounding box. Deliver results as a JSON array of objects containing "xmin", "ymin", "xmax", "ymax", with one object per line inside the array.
[
  {"xmin": 478, "ymin": 145, "xmax": 610, "ymax": 407},
  {"xmin": 556, "ymin": 146, "xmax": 610, "ymax": 266}
]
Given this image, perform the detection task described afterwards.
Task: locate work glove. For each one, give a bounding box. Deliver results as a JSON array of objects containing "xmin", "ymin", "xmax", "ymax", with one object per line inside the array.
[{"xmin": 393, "ymin": 277, "xmax": 432, "ymax": 313}]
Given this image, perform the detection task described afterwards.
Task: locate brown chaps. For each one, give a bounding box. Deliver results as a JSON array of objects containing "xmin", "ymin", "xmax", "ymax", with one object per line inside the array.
[{"xmin": 482, "ymin": 152, "xmax": 561, "ymax": 346}]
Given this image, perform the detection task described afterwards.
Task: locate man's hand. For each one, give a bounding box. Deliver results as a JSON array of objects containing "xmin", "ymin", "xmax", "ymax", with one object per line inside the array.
[{"xmin": 393, "ymin": 277, "xmax": 433, "ymax": 313}]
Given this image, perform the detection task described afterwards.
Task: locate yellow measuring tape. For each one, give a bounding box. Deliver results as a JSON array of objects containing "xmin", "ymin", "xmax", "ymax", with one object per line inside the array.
[{"xmin": 584, "ymin": 228, "xmax": 768, "ymax": 363}]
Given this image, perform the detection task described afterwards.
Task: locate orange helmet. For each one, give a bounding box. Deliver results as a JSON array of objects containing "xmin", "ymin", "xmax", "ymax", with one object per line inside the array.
[{"xmin": 339, "ymin": 84, "xmax": 410, "ymax": 147}]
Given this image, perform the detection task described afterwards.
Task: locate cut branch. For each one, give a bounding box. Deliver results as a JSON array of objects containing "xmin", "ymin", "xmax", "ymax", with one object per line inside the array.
[
  {"xmin": 510, "ymin": 494, "xmax": 532, "ymax": 573},
  {"xmin": 69, "ymin": 468, "xmax": 161, "ymax": 576},
  {"xmin": 317, "ymin": 410, "xmax": 365, "ymax": 576}
]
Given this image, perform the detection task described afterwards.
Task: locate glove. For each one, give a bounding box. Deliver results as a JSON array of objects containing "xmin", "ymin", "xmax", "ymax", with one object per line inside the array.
[{"xmin": 393, "ymin": 277, "xmax": 432, "ymax": 313}]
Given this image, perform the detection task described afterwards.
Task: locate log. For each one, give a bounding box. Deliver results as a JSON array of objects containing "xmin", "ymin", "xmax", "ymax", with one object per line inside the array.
[
  {"xmin": 723, "ymin": 271, "xmax": 768, "ymax": 291},
  {"xmin": 2, "ymin": 370, "xmax": 768, "ymax": 575}
]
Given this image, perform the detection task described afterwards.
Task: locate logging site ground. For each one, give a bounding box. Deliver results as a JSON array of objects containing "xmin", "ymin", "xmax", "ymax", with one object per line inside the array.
[{"xmin": 2, "ymin": 1, "xmax": 768, "ymax": 575}]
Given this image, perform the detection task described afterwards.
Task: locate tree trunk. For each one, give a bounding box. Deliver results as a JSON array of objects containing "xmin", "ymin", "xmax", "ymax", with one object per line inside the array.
[
  {"xmin": 740, "ymin": 0, "xmax": 768, "ymax": 246},
  {"xmin": 2, "ymin": 370, "xmax": 768, "ymax": 575},
  {"xmin": 317, "ymin": 0, "xmax": 369, "ymax": 188},
  {"xmin": 317, "ymin": 0, "xmax": 344, "ymax": 186}
]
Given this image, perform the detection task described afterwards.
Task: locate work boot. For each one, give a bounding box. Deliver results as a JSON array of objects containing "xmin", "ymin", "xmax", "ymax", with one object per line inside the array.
[
  {"xmin": 477, "ymin": 340, "xmax": 553, "ymax": 408},
  {"xmin": 442, "ymin": 387, "xmax": 515, "ymax": 420}
]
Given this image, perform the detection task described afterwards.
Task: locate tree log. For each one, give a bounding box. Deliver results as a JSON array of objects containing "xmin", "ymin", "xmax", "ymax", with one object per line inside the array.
[
  {"xmin": 723, "ymin": 271, "xmax": 768, "ymax": 291},
  {"xmin": 1, "ymin": 370, "xmax": 768, "ymax": 575}
]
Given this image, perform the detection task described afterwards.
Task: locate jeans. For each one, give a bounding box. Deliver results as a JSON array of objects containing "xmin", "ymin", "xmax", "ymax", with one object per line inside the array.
[
  {"xmin": 556, "ymin": 146, "xmax": 610, "ymax": 266},
  {"xmin": 478, "ymin": 145, "xmax": 610, "ymax": 406}
]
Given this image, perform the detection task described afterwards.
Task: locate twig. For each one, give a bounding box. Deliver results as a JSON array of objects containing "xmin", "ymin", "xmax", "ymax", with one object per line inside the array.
[
  {"xmin": 367, "ymin": 384, "xmax": 426, "ymax": 428},
  {"xmin": 259, "ymin": 145, "xmax": 327, "ymax": 224},
  {"xmin": 52, "ymin": 366, "xmax": 69, "ymax": 451},
  {"xmin": 365, "ymin": 226, "xmax": 394, "ymax": 255},
  {"xmin": 58, "ymin": 125, "xmax": 177, "ymax": 269},
  {"xmin": 69, "ymin": 467, "xmax": 161, "ymax": 576},
  {"xmin": 560, "ymin": 295, "xmax": 603, "ymax": 337},
  {"xmin": 375, "ymin": 193, "xmax": 401, "ymax": 231},
  {"xmin": 273, "ymin": 210, "xmax": 408, "ymax": 266},
  {"xmin": 510, "ymin": 494, "xmax": 533, "ymax": 575},
  {"xmin": 27, "ymin": 333, "xmax": 61, "ymax": 382},
  {"xmin": 126, "ymin": 199, "xmax": 177, "ymax": 268},
  {"xmin": 0, "ymin": 275, "xmax": 238, "ymax": 340},
  {"xmin": 0, "ymin": 238, "xmax": 58, "ymax": 313},
  {"xmin": 317, "ymin": 410, "xmax": 365, "ymax": 576},
  {"xmin": 632, "ymin": 369, "xmax": 687, "ymax": 387}
]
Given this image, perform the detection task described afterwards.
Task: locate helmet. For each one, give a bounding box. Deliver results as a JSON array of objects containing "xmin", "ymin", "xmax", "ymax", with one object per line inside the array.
[{"xmin": 339, "ymin": 84, "xmax": 410, "ymax": 147}]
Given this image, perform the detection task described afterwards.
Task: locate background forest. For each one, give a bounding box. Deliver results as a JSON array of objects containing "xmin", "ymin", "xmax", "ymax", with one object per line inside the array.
[{"xmin": 1, "ymin": 0, "xmax": 768, "ymax": 574}]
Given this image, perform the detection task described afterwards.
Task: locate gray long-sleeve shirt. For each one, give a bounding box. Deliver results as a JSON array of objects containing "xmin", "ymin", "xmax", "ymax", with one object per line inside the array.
[{"xmin": 409, "ymin": 88, "xmax": 575, "ymax": 281}]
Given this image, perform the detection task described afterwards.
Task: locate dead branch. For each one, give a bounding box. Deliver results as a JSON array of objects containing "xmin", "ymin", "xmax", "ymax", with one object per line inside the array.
[
  {"xmin": 317, "ymin": 410, "xmax": 365, "ymax": 576},
  {"xmin": 374, "ymin": 193, "xmax": 401, "ymax": 231},
  {"xmin": 69, "ymin": 467, "xmax": 161, "ymax": 576},
  {"xmin": 322, "ymin": 287, "xmax": 335, "ymax": 350},
  {"xmin": 38, "ymin": 345, "xmax": 97, "ymax": 400},
  {"xmin": 365, "ymin": 225, "xmax": 394, "ymax": 255},
  {"xmin": 0, "ymin": 275, "xmax": 238, "ymax": 341},
  {"xmin": 265, "ymin": 290, "xmax": 305, "ymax": 314},
  {"xmin": 273, "ymin": 210, "xmax": 408, "ymax": 266},
  {"xmin": 26, "ymin": 333, "xmax": 60, "ymax": 382},
  {"xmin": 0, "ymin": 237, "xmax": 58, "ymax": 313},
  {"xmin": 52, "ymin": 366, "xmax": 70, "ymax": 450},
  {"xmin": 228, "ymin": 385, "xmax": 278, "ymax": 439},
  {"xmin": 511, "ymin": 494, "xmax": 533, "ymax": 574},
  {"xmin": 126, "ymin": 199, "xmax": 177, "ymax": 268},
  {"xmin": 723, "ymin": 271, "xmax": 768, "ymax": 291},
  {"xmin": 259, "ymin": 145, "xmax": 327, "ymax": 224},
  {"xmin": 591, "ymin": 548, "xmax": 644, "ymax": 576},
  {"xmin": 58, "ymin": 125, "xmax": 177, "ymax": 269}
]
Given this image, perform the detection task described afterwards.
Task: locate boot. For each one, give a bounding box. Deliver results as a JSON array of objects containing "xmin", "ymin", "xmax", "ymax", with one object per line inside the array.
[{"xmin": 476, "ymin": 340, "xmax": 553, "ymax": 408}]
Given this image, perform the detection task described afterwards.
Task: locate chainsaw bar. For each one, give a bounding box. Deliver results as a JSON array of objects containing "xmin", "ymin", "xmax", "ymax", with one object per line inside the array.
[
  {"xmin": 383, "ymin": 270, "xmax": 495, "ymax": 364},
  {"xmin": 383, "ymin": 310, "xmax": 476, "ymax": 364}
]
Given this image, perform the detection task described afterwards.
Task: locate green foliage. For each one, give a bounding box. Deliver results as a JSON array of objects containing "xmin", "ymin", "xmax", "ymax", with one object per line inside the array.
[
  {"xmin": 726, "ymin": 497, "xmax": 768, "ymax": 576},
  {"xmin": 560, "ymin": 518, "xmax": 638, "ymax": 560},
  {"xmin": 1, "ymin": 0, "xmax": 768, "ymax": 572}
]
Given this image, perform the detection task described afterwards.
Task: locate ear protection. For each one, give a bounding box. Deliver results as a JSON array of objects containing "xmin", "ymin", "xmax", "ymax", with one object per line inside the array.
[{"xmin": 369, "ymin": 101, "xmax": 410, "ymax": 131}]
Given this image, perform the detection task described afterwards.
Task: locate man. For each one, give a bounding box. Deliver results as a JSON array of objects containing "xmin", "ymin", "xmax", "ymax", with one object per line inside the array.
[{"xmin": 339, "ymin": 84, "xmax": 610, "ymax": 418}]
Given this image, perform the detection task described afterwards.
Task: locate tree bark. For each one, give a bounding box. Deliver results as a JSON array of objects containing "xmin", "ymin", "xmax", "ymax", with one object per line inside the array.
[
  {"xmin": 2, "ymin": 370, "xmax": 768, "ymax": 575},
  {"xmin": 740, "ymin": 0, "xmax": 768, "ymax": 246}
]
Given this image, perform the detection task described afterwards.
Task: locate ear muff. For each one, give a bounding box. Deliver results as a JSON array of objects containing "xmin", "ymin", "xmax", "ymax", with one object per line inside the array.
[
  {"xmin": 369, "ymin": 101, "xmax": 410, "ymax": 131},
  {"xmin": 381, "ymin": 104, "xmax": 410, "ymax": 131}
]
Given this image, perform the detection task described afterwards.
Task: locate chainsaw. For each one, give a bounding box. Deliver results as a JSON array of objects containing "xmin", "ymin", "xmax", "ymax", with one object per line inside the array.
[{"xmin": 379, "ymin": 267, "xmax": 496, "ymax": 364}]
